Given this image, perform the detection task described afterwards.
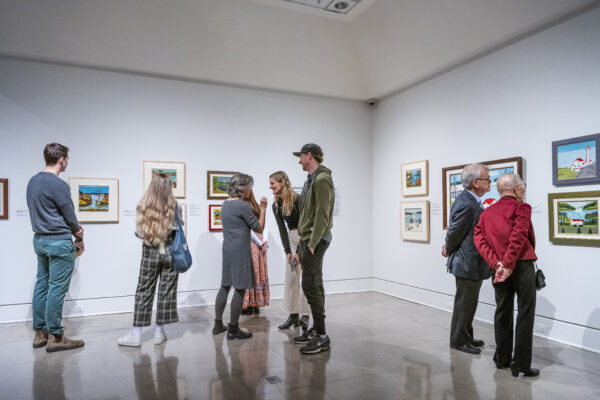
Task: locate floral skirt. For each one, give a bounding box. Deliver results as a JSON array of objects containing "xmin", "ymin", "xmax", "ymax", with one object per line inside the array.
[{"xmin": 243, "ymin": 241, "xmax": 270, "ymax": 308}]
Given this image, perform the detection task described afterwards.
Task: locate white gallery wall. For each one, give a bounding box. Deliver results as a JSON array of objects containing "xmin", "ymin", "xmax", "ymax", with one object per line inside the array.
[
  {"xmin": 0, "ymin": 58, "xmax": 373, "ymax": 322},
  {"xmin": 372, "ymin": 8, "xmax": 600, "ymax": 352}
]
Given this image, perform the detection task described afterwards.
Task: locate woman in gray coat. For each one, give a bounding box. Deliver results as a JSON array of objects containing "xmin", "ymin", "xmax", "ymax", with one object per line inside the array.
[{"xmin": 213, "ymin": 173, "xmax": 267, "ymax": 339}]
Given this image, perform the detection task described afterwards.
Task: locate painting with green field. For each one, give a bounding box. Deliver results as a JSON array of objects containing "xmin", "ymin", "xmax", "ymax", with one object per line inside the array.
[
  {"xmin": 556, "ymin": 200, "xmax": 598, "ymax": 235},
  {"xmin": 212, "ymin": 176, "xmax": 230, "ymax": 194}
]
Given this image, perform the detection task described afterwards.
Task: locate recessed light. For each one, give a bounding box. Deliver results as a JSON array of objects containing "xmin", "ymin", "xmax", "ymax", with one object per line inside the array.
[{"xmin": 335, "ymin": 1, "xmax": 349, "ymax": 10}]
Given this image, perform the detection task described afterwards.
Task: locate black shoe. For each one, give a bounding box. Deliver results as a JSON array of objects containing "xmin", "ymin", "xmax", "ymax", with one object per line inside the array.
[
  {"xmin": 227, "ymin": 324, "xmax": 252, "ymax": 340},
  {"xmin": 241, "ymin": 308, "xmax": 252, "ymax": 315},
  {"xmin": 254, "ymin": 307, "xmax": 260, "ymax": 315},
  {"xmin": 212, "ymin": 319, "xmax": 227, "ymax": 335},
  {"xmin": 493, "ymin": 355, "xmax": 510, "ymax": 369},
  {"xmin": 451, "ymin": 344, "xmax": 481, "ymax": 354},
  {"xmin": 299, "ymin": 315, "xmax": 309, "ymax": 329},
  {"xmin": 300, "ymin": 334, "xmax": 331, "ymax": 354},
  {"xmin": 511, "ymin": 365, "xmax": 540, "ymax": 377},
  {"xmin": 471, "ymin": 339, "xmax": 485, "ymax": 347},
  {"xmin": 293, "ymin": 328, "xmax": 316, "ymax": 344},
  {"xmin": 278, "ymin": 314, "xmax": 299, "ymax": 329}
]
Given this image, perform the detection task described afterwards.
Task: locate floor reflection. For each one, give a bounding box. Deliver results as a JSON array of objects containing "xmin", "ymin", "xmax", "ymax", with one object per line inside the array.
[
  {"xmin": 449, "ymin": 350, "xmax": 479, "ymax": 399},
  {"xmin": 122, "ymin": 345, "xmax": 180, "ymax": 400},
  {"xmin": 33, "ymin": 355, "xmax": 66, "ymax": 400}
]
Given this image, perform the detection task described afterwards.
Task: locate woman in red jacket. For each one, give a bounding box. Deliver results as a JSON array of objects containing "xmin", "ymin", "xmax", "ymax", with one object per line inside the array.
[{"xmin": 474, "ymin": 173, "xmax": 539, "ymax": 378}]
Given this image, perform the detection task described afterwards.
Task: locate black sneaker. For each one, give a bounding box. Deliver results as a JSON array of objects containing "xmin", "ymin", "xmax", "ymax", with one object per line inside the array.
[
  {"xmin": 293, "ymin": 328, "xmax": 315, "ymax": 344},
  {"xmin": 300, "ymin": 334, "xmax": 331, "ymax": 354}
]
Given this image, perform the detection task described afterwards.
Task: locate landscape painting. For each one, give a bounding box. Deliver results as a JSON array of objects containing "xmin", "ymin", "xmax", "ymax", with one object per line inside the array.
[
  {"xmin": 401, "ymin": 160, "xmax": 428, "ymax": 197},
  {"xmin": 78, "ymin": 186, "xmax": 109, "ymax": 212},
  {"xmin": 404, "ymin": 208, "xmax": 423, "ymax": 232},
  {"xmin": 406, "ymin": 169, "xmax": 422, "ymax": 188},
  {"xmin": 0, "ymin": 178, "xmax": 7, "ymax": 219},
  {"xmin": 400, "ymin": 200, "xmax": 430, "ymax": 242},
  {"xmin": 209, "ymin": 204, "xmax": 223, "ymax": 231},
  {"xmin": 69, "ymin": 177, "xmax": 119, "ymax": 223},
  {"xmin": 548, "ymin": 191, "xmax": 600, "ymax": 247},
  {"xmin": 552, "ymin": 134, "xmax": 600, "ymax": 186},
  {"xmin": 151, "ymin": 168, "xmax": 177, "ymax": 188},
  {"xmin": 143, "ymin": 161, "xmax": 186, "ymax": 198},
  {"xmin": 207, "ymin": 171, "xmax": 236, "ymax": 199}
]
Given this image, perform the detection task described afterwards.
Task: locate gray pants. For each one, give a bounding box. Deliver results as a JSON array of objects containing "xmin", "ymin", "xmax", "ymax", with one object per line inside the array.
[{"xmin": 450, "ymin": 277, "xmax": 483, "ymax": 347}]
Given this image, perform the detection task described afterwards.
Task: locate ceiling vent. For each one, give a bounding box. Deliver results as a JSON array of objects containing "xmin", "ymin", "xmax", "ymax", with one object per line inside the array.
[{"xmin": 285, "ymin": 0, "xmax": 361, "ymax": 15}]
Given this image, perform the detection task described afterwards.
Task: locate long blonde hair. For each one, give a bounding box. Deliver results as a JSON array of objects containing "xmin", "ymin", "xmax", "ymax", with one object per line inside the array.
[
  {"xmin": 136, "ymin": 173, "xmax": 177, "ymax": 246},
  {"xmin": 270, "ymin": 171, "xmax": 297, "ymax": 216}
]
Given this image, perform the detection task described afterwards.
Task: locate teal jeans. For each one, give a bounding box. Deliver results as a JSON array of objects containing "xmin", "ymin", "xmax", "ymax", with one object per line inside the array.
[{"xmin": 32, "ymin": 237, "xmax": 76, "ymax": 335}]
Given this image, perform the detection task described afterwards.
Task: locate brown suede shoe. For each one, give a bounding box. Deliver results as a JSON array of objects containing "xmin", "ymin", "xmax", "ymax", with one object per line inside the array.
[
  {"xmin": 33, "ymin": 330, "xmax": 49, "ymax": 348},
  {"xmin": 46, "ymin": 333, "xmax": 85, "ymax": 353}
]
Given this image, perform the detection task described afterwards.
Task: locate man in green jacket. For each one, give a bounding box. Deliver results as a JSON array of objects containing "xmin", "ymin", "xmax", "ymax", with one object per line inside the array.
[{"xmin": 292, "ymin": 143, "xmax": 334, "ymax": 354}]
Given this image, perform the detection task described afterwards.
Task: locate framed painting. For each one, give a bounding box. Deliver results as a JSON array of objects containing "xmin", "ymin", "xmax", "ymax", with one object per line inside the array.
[
  {"xmin": 180, "ymin": 203, "xmax": 188, "ymax": 237},
  {"xmin": 552, "ymin": 133, "xmax": 600, "ymax": 186},
  {"xmin": 69, "ymin": 177, "xmax": 119, "ymax": 223},
  {"xmin": 548, "ymin": 191, "xmax": 600, "ymax": 247},
  {"xmin": 209, "ymin": 204, "xmax": 223, "ymax": 232},
  {"xmin": 207, "ymin": 171, "xmax": 235, "ymax": 200},
  {"xmin": 0, "ymin": 179, "xmax": 7, "ymax": 220},
  {"xmin": 400, "ymin": 200, "xmax": 430, "ymax": 242},
  {"xmin": 401, "ymin": 160, "xmax": 429, "ymax": 197},
  {"xmin": 143, "ymin": 161, "xmax": 186, "ymax": 198},
  {"xmin": 442, "ymin": 157, "xmax": 522, "ymax": 229}
]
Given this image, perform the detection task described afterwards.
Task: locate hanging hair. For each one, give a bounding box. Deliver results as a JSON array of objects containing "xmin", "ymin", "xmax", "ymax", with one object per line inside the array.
[
  {"xmin": 136, "ymin": 172, "xmax": 177, "ymax": 246},
  {"xmin": 245, "ymin": 189, "xmax": 261, "ymax": 218},
  {"xmin": 270, "ymin": 171, "xmax": 298, "ymax": 216}
]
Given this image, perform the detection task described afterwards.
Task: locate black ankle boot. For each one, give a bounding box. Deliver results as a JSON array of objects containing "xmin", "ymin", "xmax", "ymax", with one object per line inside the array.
[
  {"xmin": 254, "ymin": 307, "xmax": 260, "ymax": 315},
  {"xmin": 227, "ymin": 323, "xmax": 252, "ymax": 340},
  {"xmin": 299, "ymin": 315, "xmax": 309, "ymax": 329},
  {"xmin": 278, "ymin": 314, "xmax": 299, "ymax": 329},
  {"xmin": 510, "ymin": 364, "xmax": 540, "ymax": 377},
  {"xmin": 212, "ymin": 319, "xmax": 227, "ymax": 335}
]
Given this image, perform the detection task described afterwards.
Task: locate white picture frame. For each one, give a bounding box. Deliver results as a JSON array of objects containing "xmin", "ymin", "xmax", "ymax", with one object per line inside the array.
[
  {"xmin": 401, "ymin": 160, "xmax": 429, "ymax": 197},
  {"xmin": 69, "ymin": 177, "xmax": 119, "ymax": 223},
  {"xmin": 143, "ymin": 161, "xmax": 186, "ymax": 198},
  {"xmin": 400, "ymin": 200, "xmax": 430, "ymax": 242}
]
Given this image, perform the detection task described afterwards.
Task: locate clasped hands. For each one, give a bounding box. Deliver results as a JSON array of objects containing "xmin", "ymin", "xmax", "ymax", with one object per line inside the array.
[{"xmin": 493, "ymin": 262, "xmax": 512, "ymax": 283}]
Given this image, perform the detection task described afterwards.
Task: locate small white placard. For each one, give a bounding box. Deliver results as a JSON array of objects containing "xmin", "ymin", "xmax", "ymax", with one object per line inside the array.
[
  {"xmin": 190, "ymin": 204, "xmax": 202, "ymax": 216},
  {"xmin": 123, "ymin": 209, "xmax": 136, "ymax": 217},
  {"xmin": 531, "ymin": 206, "xmax": 543, "ymax": 214},
  {"xmin": 431, "ymin": 203, "xmax": 441, "ymax": 216},
  {"xmin": 16, "ymin": 209, "xmax": 29, "ymax": 217}
]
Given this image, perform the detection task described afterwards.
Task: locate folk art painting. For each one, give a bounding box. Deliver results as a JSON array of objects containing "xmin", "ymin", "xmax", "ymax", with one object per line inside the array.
[
  {"xmin": 69, "ymin": 177, "xmax": 119, "ymax": 223},
  {"xmin": 548, "ymin": 191, "xmax": 600, "ymax": 247},
  {"xmin": 552, "ymin": 134, "xmax": 600, "ymax": 186}
]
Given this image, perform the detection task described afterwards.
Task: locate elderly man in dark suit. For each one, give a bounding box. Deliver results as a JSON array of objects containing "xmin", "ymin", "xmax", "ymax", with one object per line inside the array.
[{"xmin": 442, "ymin": 163, "xmax": 491, "ymax": 354}]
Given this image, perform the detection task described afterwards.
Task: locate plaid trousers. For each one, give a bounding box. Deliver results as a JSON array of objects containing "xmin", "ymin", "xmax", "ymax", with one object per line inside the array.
[{"xmin": 133, "ymin": 241, "xmax": 179, "ymax": 327}]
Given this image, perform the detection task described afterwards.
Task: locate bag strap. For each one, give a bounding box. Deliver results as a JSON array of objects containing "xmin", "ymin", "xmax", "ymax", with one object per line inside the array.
[
  {"xmin": 174, "ymin": 204, "xmax": 183, "ymax": 231},
  {"xmin": 533, "ymin": 261, "xmax": 538, "ymax": 272}
]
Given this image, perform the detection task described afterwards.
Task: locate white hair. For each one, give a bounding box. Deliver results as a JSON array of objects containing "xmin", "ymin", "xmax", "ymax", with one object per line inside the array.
[
  {"xmin": 496, "ymin": 173, "xmax": 524, "ymax": 193},
  {"xmin": 461, "ymin": 163, "xmax": 489, "ymax": 189}
]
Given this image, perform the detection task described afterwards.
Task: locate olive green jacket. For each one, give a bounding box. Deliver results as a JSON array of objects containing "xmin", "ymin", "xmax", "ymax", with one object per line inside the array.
[{"xmin": 298, "ymin": 165, "xmax": 334, "ymax": 249}]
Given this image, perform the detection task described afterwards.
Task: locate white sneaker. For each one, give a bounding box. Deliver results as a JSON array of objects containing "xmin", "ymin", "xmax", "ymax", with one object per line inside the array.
[
  {"xmin": 154, "ymin": 331, "xmax": 167, "ymax": 345},
  {"xmin": 118, "ymin": 333, "xmax": 141, "ymax": 347}
]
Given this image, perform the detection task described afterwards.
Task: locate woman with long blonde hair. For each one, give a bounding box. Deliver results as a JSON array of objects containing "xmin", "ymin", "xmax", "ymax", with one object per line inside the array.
[
  {"xmin": 118, "ymin": 173, "xmax": 181, "ymax": 347},
  {"xmin": 269, "ymin": 171, "xmax": 310, "ymax": 330}
]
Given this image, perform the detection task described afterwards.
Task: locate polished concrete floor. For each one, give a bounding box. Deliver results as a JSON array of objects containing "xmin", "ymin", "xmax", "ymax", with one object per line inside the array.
[{"xmin": 1, "ymin": 292, "xmax": 600, "ymax": 400}]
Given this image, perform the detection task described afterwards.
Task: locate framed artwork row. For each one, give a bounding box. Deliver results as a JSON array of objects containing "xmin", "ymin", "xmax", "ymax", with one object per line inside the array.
[
  {"xmin": 552, "ymin": 133, "xmax": 599, "ymax": 186},
  {"xmin": 69, "ymin": 177, "xmax": 119, "ymax": 223},
  {"xmin": 143, "ymin": 161, "xmax": 186, "ymax": 198},
  {"xmin": 548, "ymin": 191, "xmax": 599, "ymax": 247},
  {"xmin": 442, "ymin": 157, "xmax": 523, "ymax": 229},
  {"xmin": 400, "ymin": 200, "xmax": 430, "ymax": 242},
  {"xmin": 401, "ymin": 160, "xmax": 429, "ymax": 197},
  {"xmin": 0, "ymin": 179, "xmax": 7, "ymax": 220}
]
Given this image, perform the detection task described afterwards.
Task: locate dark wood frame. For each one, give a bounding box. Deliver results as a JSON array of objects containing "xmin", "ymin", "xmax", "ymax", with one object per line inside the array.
[
  {"xmin": 548, "ymin": 191, "xmax": 600, "ymax": 247},
  {"xmin": 209, "ymin": 204, "xmax": 223, "ymax": 232},
  {"xmin": 0, "ymin": 179, "xmax": 7, "ymax": 220},
  {"xmin": 442, "ymin": 157, "xmax": 523, "ymax": 229},
  {"xmin": 552, "ymin": 133, "xmax": 600, "ymax": 186},
  {"xmin": 207, "ymin": 171, "xmax": 236, "ymax": 200}
]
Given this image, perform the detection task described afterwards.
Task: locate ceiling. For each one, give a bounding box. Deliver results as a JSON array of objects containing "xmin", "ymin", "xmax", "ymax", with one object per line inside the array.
[{"xmin": 0, "ymin": 0, "xmax": 598, "ymax": 101}]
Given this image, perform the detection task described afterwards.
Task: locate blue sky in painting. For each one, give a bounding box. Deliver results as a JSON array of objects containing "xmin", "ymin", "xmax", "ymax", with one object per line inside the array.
[
  {"xmin": 80, "ymin": 185, "xmax": 109, "ymax": 194},
  {"xmin": 557, "ymin": 139, "xmax": 596, "ymax": 168}
]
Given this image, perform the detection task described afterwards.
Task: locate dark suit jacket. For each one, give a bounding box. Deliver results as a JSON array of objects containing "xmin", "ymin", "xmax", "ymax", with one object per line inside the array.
[
  {"xmin": 474, "ymin": 196, "xmax": 537, "ymax": 270},
  {"xmin": 445, "ymin": 190, "xmax": 491, "ymax": 281}
]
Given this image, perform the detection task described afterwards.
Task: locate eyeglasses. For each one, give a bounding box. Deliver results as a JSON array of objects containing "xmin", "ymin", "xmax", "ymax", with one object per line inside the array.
[{"xmin": 476, "ymin": 178, "xmax": 491, "ymax": 183}]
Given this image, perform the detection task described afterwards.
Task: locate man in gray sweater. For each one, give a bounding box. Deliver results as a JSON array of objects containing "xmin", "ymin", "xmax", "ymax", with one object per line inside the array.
[{"xmin": 27, "ymin": 143, "xmax": 85, "ymax": 352}]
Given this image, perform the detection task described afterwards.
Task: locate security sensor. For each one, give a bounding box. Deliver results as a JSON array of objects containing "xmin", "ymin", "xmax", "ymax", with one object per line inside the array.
[{"xmin": 366, "ymin": 98, "xmax": 378, "ymax": 107}]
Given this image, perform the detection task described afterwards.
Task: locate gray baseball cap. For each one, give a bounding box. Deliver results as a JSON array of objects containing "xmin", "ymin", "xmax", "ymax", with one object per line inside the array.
[{"xmin": 293, "ymin": 143, "xmax": 323, "ymax": 157}]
